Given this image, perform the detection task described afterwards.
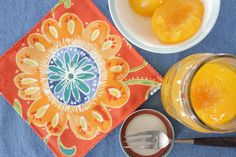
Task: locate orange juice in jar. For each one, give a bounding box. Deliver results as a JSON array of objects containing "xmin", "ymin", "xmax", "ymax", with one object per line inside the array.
[{"xmin": 161, "ymin": 54, "xmax": 236, "ymax": 133}]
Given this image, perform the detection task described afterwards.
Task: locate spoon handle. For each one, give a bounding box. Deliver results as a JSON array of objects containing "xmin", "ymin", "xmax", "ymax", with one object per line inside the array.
[{"xmin": 194, "ymin": 137, "xmax": 236, "ymax": 147}]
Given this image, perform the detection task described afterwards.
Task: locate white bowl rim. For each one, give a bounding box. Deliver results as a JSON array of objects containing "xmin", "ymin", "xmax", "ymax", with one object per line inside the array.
[
  {"xmin": 119, "ymin": 109, "xmax": 175, "ymax": 157},
  {"xmin": 108, "ymin": 0, "xmax": 221, "ymax": 54}
]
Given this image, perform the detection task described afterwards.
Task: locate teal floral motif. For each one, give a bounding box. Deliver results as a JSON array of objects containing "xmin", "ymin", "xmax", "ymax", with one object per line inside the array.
[
  {"xmin": 57, "ymin": 136, "xmax": 76, "ymax": 156},
  {"xmin": 48, "ymin": 47, "xmax": 99, "ymax": 106}
]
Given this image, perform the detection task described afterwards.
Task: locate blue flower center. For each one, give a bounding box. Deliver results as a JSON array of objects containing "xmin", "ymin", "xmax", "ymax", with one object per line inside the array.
[{"xmin": 47, "ymin": 46, "xmax": 99, "ymax": 106}]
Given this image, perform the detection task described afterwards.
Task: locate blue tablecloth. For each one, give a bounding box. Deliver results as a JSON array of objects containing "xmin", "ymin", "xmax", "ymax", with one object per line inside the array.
[{"xmin": 0, "ymin": 0, "xmax": 236, "ymax": 156}]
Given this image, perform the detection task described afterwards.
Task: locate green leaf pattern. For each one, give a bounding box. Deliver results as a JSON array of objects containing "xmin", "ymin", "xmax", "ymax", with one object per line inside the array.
[
  {"xmin": 13, "ymin": 99, "xmax": 23, "ymax": 117},
  {"xmin": 51, "ymin": 0, "xmax": 72, "ymax": 18}
]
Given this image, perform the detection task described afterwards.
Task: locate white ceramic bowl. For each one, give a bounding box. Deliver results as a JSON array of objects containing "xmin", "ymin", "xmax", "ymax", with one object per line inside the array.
[{"xmin": 108, "ymin": 0, "xmax": 221, "ymax": 54}]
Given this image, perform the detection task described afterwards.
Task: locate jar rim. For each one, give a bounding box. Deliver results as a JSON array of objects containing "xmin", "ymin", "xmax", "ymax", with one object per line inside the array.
[{"xmin": 183, "ymin": 53, "xmax": 236, "ymax": 132}]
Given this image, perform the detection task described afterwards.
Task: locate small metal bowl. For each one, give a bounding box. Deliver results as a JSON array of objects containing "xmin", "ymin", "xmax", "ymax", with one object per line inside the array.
[{"xmin": 119, "ymin": 109, "xmax": 175, "ymax": 157}]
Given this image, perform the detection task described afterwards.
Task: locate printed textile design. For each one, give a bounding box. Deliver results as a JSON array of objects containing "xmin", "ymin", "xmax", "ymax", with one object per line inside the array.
[
  {"xmin": 14, "ymin": 13, "xmax": 131, "ymax": 140},
  {"xmin": 0, "ymin": 0, "xmax": 163, "ymax": 156}
]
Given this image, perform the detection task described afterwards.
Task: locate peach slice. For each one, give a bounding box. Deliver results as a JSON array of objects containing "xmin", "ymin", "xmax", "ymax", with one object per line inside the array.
[{"xmin": 152, "ymin": 0, "xmax": 204, "ymax": 44}]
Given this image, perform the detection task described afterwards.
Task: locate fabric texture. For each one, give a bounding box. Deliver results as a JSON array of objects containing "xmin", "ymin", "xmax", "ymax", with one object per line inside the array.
[
  {"xmin": 0, "ymin": 0, "xmax": 162, "ymax": 156},
  {"xmin": 0, "ymin": 0, "xmax": 236, "ymax": 157}
]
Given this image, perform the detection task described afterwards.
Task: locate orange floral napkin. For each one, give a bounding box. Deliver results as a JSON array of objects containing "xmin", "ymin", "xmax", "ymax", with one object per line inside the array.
[{"xmin": 0, "ymin": 0, "xmax": 162, "ymax": 156}]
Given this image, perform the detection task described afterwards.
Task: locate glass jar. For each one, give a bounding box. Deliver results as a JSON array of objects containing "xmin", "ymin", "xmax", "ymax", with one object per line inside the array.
[{"xmin": 161, "ymin": 53, "xmax": 236, "ymax": 133}]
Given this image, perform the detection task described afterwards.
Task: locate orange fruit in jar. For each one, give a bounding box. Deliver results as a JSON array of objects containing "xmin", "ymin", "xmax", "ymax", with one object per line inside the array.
[
  {"xmin": 152, "ymin": 0, "xmax": 204, "ymax": 44},
  {"xmin": 190, "ymin": 63, "xmax": 236, "ymax": 126},
  {"xmin": 129, "ymin": 0, "xmax": 166, "ymax": 17}
]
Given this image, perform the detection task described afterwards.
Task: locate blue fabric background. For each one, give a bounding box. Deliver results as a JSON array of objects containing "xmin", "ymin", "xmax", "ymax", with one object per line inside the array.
[{"xmin": 0, "ymin": 0, "xmax": 236, "ymax": 156}]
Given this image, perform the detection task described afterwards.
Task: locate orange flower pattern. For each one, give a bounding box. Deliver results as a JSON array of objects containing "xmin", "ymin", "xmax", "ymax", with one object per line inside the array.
[
  {"xmin": 0, "ymin": 1, "xmax": 163, "ymax": 156},
  {"xmin": 14, "ymin": 13, "xmax": 130, "ymax": 139}
]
